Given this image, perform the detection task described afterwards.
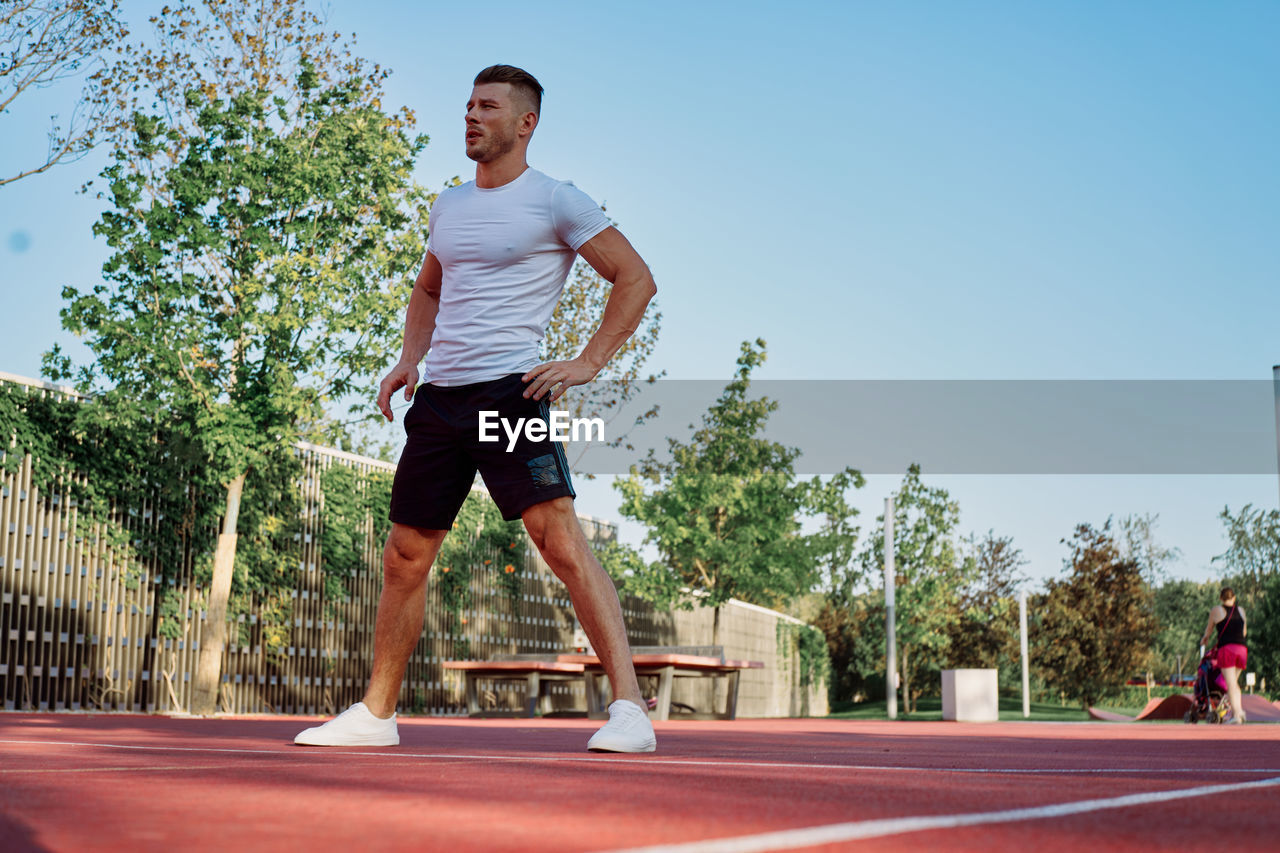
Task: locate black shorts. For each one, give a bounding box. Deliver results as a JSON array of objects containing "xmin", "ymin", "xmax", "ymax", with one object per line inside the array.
[{"xmin": 388, "ymin": 373, "xmax": 576, "ymax": 529}]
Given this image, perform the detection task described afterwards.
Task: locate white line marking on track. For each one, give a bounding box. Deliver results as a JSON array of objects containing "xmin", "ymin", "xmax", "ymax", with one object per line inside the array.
[
  {"xmin": 599, "ymin": 776, "xmax": 1280, "ymax": 853},
  {"xmin": 1, "ymin": 739, "xmax": 1279, "ymax": 777},
  {"xmin": 0, "ymin": 764, "xmax": 247, "ymax": 775}
]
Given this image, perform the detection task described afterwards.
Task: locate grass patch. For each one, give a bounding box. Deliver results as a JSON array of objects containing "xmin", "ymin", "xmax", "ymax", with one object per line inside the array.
[
  {"xmin": 827, "ymin": 696, "xmax": 1099, "ymax": 722},
  {"xmin": 1088, "ymin": 704, "xmax": 1149, "ymax": 717}
]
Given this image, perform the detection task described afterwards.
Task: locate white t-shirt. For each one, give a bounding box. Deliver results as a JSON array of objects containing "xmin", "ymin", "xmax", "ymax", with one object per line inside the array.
[{"xmin": 422, "ymin": 168, "xmax": 611, "ymax": 386}]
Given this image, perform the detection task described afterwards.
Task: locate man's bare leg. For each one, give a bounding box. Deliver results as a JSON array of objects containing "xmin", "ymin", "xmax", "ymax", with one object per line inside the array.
[
  {"xmin": 361, "ymin": 522, "xmax": 446, "ymax": 718},
  {"xmin": 522, "ymin": 497, "xmax": 645, "ymax": 708}
]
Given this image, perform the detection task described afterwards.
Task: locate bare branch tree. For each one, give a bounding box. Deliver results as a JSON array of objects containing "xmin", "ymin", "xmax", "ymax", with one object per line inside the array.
[
  {"xmin": 0, "ymin": 0, "xmax": 127, "ymax": 186},
  {"xmin": 541, "ymin": 253, "xmax": 664, "ymax": 476}
]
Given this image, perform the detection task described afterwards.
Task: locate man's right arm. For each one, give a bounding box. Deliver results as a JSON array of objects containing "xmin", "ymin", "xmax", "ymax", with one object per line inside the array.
[{"xmin": 377, "ymin": 251, "xmax": 442, "ymax": 421}]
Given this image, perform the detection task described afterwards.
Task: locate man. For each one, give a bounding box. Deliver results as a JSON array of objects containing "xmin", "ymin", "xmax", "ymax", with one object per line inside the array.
[{"xmin": 295, "ymin": 65, "xmax": 658, "ymax": 752}]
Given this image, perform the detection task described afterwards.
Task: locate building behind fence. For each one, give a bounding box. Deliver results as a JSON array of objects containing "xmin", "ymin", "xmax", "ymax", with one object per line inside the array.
[{"xmin": 1, "ymin": 372, "xmax": 826, "ymax": 717}]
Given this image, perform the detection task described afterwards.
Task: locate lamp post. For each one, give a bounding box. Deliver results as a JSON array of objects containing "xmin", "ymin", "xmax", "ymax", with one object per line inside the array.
[
  {"xmin": 885, "ymin": 495, "xmax": 897, "ymax": 720},
  {"xmin": 1019, "ymin": 589, "xmax": 1030, "ymax": 718},
  {"xmin": 1272, "ymin": 365, "xmax": 1279, "ymax": 508}
]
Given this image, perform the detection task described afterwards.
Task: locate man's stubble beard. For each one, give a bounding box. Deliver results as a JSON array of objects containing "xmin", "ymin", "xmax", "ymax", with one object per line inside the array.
[{"xmin": 466, "ymin": 123, "xmax": 518, "ymax": 163}]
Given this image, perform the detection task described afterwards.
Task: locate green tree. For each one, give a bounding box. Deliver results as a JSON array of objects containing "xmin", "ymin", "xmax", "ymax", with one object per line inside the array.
[
  {"xmin": 1249, "ymin": 573, "xmax": 1280, "ymax": 698},
  {"xmin": 46, "ymin": 2, "xmax": 430, "ymax": 714},
  {"xmin": 1033, "ymin": 522, "xmax": 1157, "ymax": 707},
  {"xmin": 813, "ymin": 588, "xmax": 884, "ymax": 704},
  {"xmin": 1213, "ymin": 504, "xmax": 1280, "ymax": 604},
  {"xmin": 946, "ymin": 531, "xmax": 1026, "ymax": 672},
  {"xmin": 1150, "ymin": 579, "xmax": 1217, "ymax": 680},
  {"xmin": 858, "ymin": 464, "xmax": 969, "ymax": 713},
  {"xmin": 1213, "ymin": 504, "xmax": 1280, "ymax": 696},
  {"xmin": 1116, "ymin": 512, "xmax": 1181, "ymax": 585},
  {"xmin": 615, "ymin": 339, "xmax": 862, "ymax": 645}
]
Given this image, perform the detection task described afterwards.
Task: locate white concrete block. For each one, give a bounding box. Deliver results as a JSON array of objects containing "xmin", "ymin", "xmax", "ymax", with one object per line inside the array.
[{"xmin": 941, "ymin": 668, "xmax": 999, "ymax": 722}]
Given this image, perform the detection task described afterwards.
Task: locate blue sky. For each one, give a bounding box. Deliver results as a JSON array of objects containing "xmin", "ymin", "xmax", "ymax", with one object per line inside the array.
[{"xmin": 2, "ymin": 1, "xmax": 1278, "ymax": 586}]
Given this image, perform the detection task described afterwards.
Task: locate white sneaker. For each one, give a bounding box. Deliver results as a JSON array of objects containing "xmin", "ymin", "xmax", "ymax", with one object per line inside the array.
[
  {"xmin": 587, "ymin": 700, "xmax": 656, "ymax": 753},
  {"xmin": 294, "ymin": 702, "xmax": 399, "ymax": 746}
]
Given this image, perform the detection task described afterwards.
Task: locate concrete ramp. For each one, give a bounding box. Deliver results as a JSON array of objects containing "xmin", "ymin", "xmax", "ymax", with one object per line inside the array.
[
  {"xmin": 1089, "ymin": 693, "xmax": 1280, "ymax": 722},
  {"xmin": 1089, "ymin": 694, "xmax": 1192, "ymax": 721},
  {"xmin": 1240, "ymin": 694, "xmax": 1280, "ymax": 722}
]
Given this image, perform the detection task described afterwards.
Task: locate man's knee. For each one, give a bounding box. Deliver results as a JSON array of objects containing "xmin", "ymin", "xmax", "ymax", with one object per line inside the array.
[
  {"xmin": 541, "ymin": 528, "xmax": 584, "ymax": 579},
  {"xmin": 522, "ymin": 499, "xmax": 587, "ymax": 575},
  {"xmin": 383, "ymin": 524, "xmax": 444, "ymax": 587},
  {"xmin": 522, "ymin": 497, "xmax": 573, "ymax": 547}
]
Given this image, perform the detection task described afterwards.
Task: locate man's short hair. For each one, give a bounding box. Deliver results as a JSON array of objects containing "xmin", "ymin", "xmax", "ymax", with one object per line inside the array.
[{"xmin": 474, "ymin": 65, "xmax": 543, "ymax": 115}]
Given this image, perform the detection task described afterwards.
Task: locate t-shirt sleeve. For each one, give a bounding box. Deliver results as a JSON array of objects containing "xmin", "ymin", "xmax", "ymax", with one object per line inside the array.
[
  {"xmin": 425, "ymin": 190, "xmax": 446, "ymax": 254},
  {"xmin": 551, "ymin": 181, "xmax": 611, "ymax": 251}
]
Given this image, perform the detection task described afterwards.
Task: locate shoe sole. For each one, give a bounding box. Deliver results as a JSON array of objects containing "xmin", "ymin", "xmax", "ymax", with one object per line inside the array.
[
  {"xmin": 587, "ymin": 742, "xmax": 656, "ymax": 753},
  {"xmin": 294, "ymin": 732, "xmax": 399, "ymax": 747}
]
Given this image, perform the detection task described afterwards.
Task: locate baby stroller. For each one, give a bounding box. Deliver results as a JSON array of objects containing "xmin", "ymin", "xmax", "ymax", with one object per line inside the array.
[{"xmin": 1185, "ymin": 645, "xmax": 1230, "ymax": 724}]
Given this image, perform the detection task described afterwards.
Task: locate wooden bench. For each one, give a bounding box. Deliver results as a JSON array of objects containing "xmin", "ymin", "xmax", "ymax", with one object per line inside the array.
[
  {"xmin": 444, "ymin": 647, "xmax": 764, "ymax": 720},
  {"xmin": 442, "ymin": 659, "xmax": 586, "ymax": 717},
  {"xmin": 556, "ymin": 653, "xmax": 764, "ymax": 721}
]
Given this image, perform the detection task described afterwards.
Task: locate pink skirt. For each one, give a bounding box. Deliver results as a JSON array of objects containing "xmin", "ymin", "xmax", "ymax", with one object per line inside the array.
[{"xmin": 1217, "ymin": 643, "xmax": 1248, "ymax": 669}]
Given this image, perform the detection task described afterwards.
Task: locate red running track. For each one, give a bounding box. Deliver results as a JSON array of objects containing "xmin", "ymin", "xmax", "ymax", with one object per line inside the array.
[{"xmin": 1, "ymin": 713, "xmax": 1278, "ymax": 852}]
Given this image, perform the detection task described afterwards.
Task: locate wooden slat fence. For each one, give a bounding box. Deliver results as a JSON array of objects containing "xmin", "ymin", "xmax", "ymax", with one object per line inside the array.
[{"xmin": 1, "ymin": 372, "xmax": 824, "ymax": 717}]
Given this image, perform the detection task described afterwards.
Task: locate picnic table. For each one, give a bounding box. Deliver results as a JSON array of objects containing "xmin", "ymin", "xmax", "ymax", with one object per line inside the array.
[
  {"xmin": 443, "ymin": 646, "xmax": 764, "ymax": 720},
  {"xmin": 441, "ymin": 659, "xmax": 586, "ymax": 717},
  {"xmin": 558, "ymin": 652, "xmax": 765, "ymax": 721}
]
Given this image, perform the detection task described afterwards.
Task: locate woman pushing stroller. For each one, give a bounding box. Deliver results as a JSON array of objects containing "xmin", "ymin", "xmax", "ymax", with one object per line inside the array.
[{"xmin": 1199, "ymin": 587, "xmax": 1248, "ymax": 725}]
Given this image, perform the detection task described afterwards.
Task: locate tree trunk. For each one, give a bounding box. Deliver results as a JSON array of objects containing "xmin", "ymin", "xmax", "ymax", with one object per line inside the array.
[
  {"xmin": 711, "ymin": 604, "xmax": 724, "ymax": 714},
  {"xmin": 190, "ymin": 471, "xmax": 246, "ymax": 715},
  {"xmin": 901, "ymin": 644, "xmax": 911, "ymax": 714}
]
